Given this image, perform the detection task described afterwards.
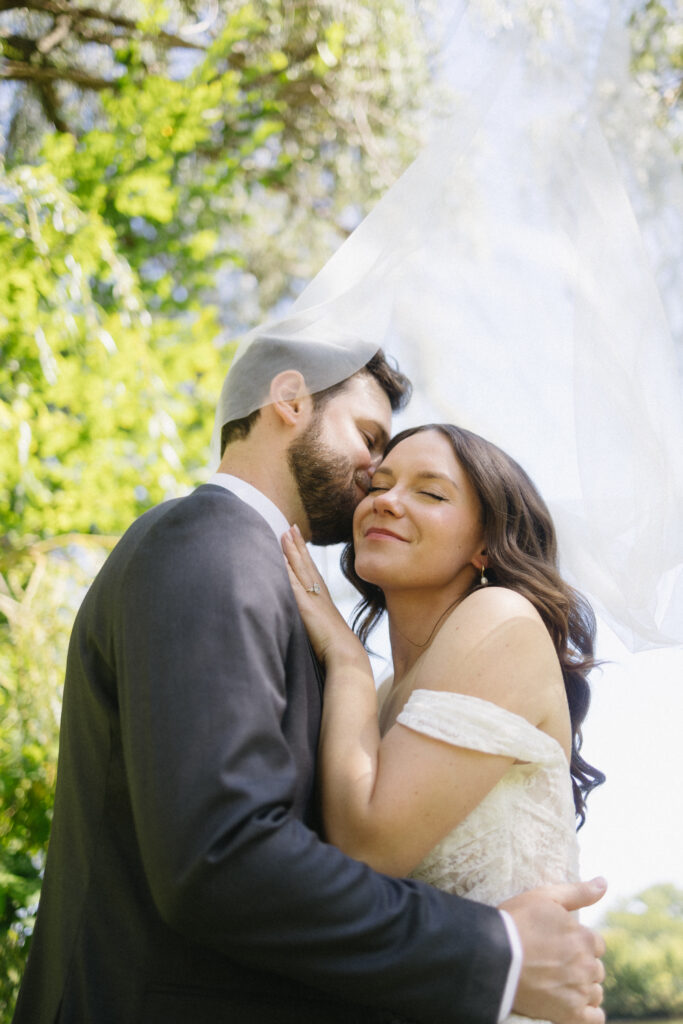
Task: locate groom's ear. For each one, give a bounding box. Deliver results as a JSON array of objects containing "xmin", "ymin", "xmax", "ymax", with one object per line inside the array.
[{"xmin": 269, "ymin": 370, "xmax": 311, "ymax": 426}]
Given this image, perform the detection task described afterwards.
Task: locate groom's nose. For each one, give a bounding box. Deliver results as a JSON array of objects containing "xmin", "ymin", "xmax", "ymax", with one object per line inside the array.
[
  {"xmin": 354, "ymin": 470, "xmax": 373, "ymax": 495},
  {"xmin": 368, "ymin": 451, "xmax": 384, "ymax": 474}
]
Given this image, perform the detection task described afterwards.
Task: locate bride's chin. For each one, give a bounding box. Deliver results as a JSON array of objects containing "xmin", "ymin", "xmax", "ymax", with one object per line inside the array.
[{"xmin": 353, "ymin": 558, "xmax": 383, "ymax": 589}]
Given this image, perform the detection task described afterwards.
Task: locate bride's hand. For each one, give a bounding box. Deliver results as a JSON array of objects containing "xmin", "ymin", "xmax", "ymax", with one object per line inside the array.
[{"xmin": 282, "ymin": 525, "xmax": 366, "ymax": 668}]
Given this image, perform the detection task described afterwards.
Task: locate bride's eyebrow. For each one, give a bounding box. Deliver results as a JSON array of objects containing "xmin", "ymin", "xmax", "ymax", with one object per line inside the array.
[
  {"xmin": 414, "ymin": 471, "xmax": 458, "ymax": 488},
  {"xmin": 373, "ymin": 466, "xmax": 459, "ymax": 490}
]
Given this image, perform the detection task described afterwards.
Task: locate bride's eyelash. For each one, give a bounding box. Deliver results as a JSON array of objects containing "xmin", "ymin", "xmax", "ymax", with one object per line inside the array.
[{"xmin": 367, "ymin": 486, "xmax": 446, "ymax": 500}]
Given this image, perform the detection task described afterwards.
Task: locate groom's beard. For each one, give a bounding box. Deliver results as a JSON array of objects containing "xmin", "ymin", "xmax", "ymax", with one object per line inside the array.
[{"xmin": 288, "ymin": 423, "xmax": 364, "ymax": 546}]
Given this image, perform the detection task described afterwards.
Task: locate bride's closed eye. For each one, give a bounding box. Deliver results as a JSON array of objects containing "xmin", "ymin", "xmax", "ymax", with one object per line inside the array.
[{"xmin": 419, "ymin": 492, "xmax": 447, "ymax": 501}]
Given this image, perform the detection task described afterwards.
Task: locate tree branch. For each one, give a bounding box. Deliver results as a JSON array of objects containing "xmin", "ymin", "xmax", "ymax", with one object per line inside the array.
[
  {"xmin": 0, "ymin": 59, "xmax": 112, "ymax": 89},
  {"xmin": 0, "ymin": 592, "xmax": 23, "ymax": 626},
  {"xmin": 2, "ymin": 0, "xmax": 205, "ymax": 50},
  {"xmin": 37, "ymin": 79, "xmax": 70, "ymax": 132},
  {"xmin": 37, "ymin": 13, "xmax": 71, "ymax": 54}
]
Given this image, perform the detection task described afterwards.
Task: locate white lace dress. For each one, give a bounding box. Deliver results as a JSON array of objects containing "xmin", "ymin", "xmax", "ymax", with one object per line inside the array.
[{"xmin": 397, "ymin": 689, "xmax": 580, "ymax": 1024}]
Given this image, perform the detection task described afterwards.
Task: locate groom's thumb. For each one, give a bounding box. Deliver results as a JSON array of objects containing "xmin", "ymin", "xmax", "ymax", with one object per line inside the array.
[{"xmin": 544, "ymin": 876, "xmax": 608, "ymax": 913}]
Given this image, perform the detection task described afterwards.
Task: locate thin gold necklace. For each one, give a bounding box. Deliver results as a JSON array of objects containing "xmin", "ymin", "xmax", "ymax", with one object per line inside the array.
[{"xmin": 390, "ymin": 595, "xmax": 465, "ymax": 650}]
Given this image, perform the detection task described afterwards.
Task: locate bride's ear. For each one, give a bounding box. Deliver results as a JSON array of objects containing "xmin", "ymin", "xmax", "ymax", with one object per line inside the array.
[
  {"xmin": 471, "ymin": 550, "xmax": 488, "ymax": 571},
  {"xmin": 269, "ymin": 371, "xmax": 311, "ymax": 426}
]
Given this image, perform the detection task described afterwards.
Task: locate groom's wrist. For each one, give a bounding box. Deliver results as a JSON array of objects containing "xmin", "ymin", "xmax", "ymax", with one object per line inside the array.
[{"xmin": 497, "ymin": 910, "xmax": 523, "ymax": 1022}]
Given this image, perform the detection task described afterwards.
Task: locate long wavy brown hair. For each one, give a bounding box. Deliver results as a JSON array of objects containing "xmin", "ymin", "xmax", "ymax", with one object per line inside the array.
[{"xmin": 341, "ymin": 423, "xmax": 605, "ymax": 827}]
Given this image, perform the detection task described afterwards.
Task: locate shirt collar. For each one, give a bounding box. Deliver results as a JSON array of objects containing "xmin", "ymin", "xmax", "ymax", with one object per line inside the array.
[{"xmin": 208, "ymin": 473, "xmax": 291, "ymax": 540}]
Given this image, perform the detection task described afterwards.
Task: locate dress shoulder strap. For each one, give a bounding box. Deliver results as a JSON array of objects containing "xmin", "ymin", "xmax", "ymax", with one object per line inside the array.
[{"xmin": 397, "ymin": 689, "xmax": 566, "ymax": 766}]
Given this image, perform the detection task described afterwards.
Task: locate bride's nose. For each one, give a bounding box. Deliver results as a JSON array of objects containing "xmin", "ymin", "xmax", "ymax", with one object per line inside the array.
[{"xmin": 372, "ymin": 488, "xmax": 404, "ymax": 516}]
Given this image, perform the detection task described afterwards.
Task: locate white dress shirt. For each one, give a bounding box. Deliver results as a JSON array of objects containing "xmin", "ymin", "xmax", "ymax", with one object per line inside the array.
[
  {"xmin": 207, "ymin": 471, "xmax": 522, "ymax": 1019},
  {"xmin": 209, "ymin": 472, "xmax": 290, "ymax": 539}
]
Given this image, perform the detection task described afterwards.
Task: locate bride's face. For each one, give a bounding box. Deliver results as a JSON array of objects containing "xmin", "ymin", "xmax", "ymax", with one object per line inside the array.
[{"xmin": 353, "ymin": 430, "xmax": 485, "ymax": 597}]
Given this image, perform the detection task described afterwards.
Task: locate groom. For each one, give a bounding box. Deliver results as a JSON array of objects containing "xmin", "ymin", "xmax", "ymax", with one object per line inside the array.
[{"xmin": 14, "ymin": 340, "xmax": 606, "ymax": 1024}]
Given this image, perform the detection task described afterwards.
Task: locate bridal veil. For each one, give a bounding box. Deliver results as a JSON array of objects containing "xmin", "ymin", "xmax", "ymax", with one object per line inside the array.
[{"xmin": 215, "ymin": 0, "xmax": 683, "ymax": 652}]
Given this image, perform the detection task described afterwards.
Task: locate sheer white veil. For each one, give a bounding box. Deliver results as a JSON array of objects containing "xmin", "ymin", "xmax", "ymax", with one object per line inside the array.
[{"xmin": 215, "ymin": 0, "xmax": 683, "ymax": 651}]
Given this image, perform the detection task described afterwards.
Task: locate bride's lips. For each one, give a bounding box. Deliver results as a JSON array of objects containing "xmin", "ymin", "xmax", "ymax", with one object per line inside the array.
[{"xmin": 363, "ymin": 527, "xmax": 407, "ymax": 542}]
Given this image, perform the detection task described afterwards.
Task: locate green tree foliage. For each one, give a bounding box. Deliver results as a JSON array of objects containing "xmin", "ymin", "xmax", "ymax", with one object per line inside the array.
[
  {"xmin": 1, "ymin": 0, "xmax": 431, "ymax": 543},
  {"xmin": 603, "ymin": 884, "xmax": 683, "ymax": 1018},
  {"xmin": 629, "ymin": 0, "xmax": 682, "ymax": 152},
  {"xmin": 0, "ymin": 536, "xmax": 114, "ymax": 1009},
  {"xmin": 2, "ymin": 0, "xmax": 430, "ymax": 308},
  {"xmin": 0, "ymin": 2, "xmax": 431, "ymax": 1016}
]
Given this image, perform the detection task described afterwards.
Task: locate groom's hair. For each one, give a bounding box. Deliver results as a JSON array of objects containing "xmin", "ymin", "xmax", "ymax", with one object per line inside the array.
[{"xmin": 220, "ymin": 349, "xmax": 411, "ymax": 454}]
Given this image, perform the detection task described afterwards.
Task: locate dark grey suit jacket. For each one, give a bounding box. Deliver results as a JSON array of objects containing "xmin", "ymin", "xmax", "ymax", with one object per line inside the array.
[{"xmin": 13, "ymin": 485, "xmax": 511, "ymax": 1024}]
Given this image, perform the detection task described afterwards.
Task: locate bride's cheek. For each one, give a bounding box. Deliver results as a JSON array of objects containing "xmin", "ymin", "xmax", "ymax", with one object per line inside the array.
[
  {"xmin": 353, "ymin": 550, "xmax": 375, "ymax": 585},
  {"xmin": 354, "ymin": 499, "xmax": 370, "ymax": 522},
  {"xmin": 352, "ymin": 509, "xmax": 369, "ymax": 542}
]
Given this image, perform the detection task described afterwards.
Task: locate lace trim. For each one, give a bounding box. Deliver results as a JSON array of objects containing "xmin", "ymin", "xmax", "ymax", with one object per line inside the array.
[{"xmin": 396, "ymin": 690, "xmax": 567, "ymax": 766}]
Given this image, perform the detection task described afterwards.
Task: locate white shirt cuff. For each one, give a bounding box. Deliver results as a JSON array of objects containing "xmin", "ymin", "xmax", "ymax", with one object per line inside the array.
[{"xmin": 497, "ymin": 909, "xmax": 523, "ymax": 1022}]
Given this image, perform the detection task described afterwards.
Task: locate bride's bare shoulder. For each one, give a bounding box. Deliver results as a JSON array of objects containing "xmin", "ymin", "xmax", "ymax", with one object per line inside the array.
[
  {"xmin": 443, "ymin": 586, "xmax": 545, "ymax": 647},
  {"xmin": 422, "ymin": 588, "xmax": 562, "ymax": 719}
]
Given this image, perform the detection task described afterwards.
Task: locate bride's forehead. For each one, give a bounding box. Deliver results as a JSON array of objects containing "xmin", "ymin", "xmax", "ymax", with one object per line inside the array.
[{"xmin": 380, "ymin": 432, "xmax": 460, "ymax": 472}]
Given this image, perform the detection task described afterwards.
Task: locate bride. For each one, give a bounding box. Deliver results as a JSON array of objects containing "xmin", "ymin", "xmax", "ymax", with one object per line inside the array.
[{"xmin": 282, "ymin": 423, "xmax": 605, "ymax": 953}]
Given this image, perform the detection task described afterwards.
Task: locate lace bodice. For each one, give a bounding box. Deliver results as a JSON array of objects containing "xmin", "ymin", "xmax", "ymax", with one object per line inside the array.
[{"xmin": 396, "ymin": 690, "xmax": 580, "ymax": 906}]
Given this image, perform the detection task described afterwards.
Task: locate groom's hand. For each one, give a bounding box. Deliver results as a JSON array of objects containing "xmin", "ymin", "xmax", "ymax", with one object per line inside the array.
[{"xmin": 500, "ymin": 877, "xmax": 607, "ymax": 1024}]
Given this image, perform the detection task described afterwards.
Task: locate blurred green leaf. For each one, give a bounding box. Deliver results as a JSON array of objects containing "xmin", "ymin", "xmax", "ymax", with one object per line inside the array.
[{"xmin": 602, "ymin": 884, "xmax": 683, "ymax": 1017}]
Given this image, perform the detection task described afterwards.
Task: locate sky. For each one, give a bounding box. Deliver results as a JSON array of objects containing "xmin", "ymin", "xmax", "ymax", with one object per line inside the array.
[{"xmin": 575, "ymin": 633, "xmax": 683, "ymax": 926}]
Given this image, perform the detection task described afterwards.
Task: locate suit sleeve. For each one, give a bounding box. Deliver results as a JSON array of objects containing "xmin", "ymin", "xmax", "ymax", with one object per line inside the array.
[{"xmin": 115, "ymin": 491, "xmax": 512, "ymax": 1024}]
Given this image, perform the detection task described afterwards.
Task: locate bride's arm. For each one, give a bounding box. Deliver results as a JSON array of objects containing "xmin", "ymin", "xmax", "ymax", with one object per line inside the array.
[
  {"xmin": 281, "ymin": 526, "xmax": 384, "ymax": 831},
  {"xmin": 282, "ymin": 527, "xmax": 563, "ymax": 877}
]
